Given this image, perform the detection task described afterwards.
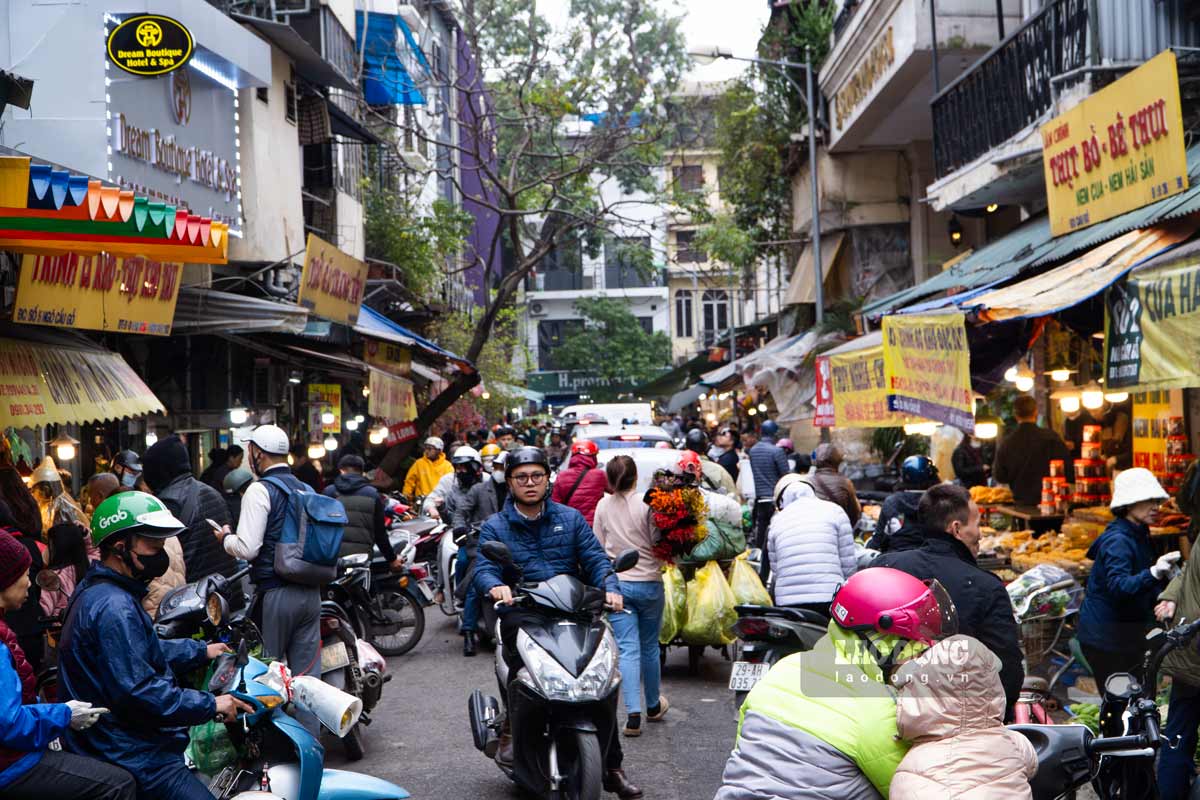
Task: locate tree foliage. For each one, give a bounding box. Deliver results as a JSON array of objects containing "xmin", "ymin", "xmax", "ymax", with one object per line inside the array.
[
  {"xmin": 364, "ymin": 190, "xmax": 474, "ymax": 304},
  {"xmin": 428, "ymin": 307, "xmax": 529, "ymax": 423},
  {"xmin": 555, "ymin": 297, "xmax": 671, "ymax": 400}
]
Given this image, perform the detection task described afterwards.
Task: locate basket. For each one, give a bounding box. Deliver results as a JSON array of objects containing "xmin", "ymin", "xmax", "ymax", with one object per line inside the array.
[{"xmin": 1020, "ymin": 617, "xmax": 1064, "ymax": 664}]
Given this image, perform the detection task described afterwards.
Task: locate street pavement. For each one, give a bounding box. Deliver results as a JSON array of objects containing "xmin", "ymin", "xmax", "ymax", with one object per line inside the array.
[{"xmin": 326, "ymin": 608, "xmax": 738, "ymax": 799}]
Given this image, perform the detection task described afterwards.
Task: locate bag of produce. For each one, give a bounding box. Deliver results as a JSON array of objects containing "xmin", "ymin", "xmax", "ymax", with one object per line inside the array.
[
  {"xmin": 1006, "ymin": 563, "xmax": 1080, "ymax": 620},
  {"xmin": 686, "ymin": 517, "xmax": 746, "ymax": 563},
  {"xmin": 186, "ymin": 666, "xmax": 237, "ymax": 773},
  {"xmin": 659, "ymin": 563, "xmax": 687, "ymax": 644},
  {"xmin": 729, "ymin": 552, "xmax": 771, "ymax": 606},
  {"xmin": 681, "ymin": 561, "xmax": 737, "ymax": 645}
]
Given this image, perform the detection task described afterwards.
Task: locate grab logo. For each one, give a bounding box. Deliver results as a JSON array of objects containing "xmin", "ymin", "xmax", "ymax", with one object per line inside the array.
[{"xmin": 97, "ymin": 509, "xmax": 129, "ymax": 530}]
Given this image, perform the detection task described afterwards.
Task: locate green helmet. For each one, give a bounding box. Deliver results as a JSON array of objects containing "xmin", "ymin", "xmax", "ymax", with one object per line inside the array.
[{"xmin": 90, "ymin": 491, "xmax": 186, "ymax": 547}]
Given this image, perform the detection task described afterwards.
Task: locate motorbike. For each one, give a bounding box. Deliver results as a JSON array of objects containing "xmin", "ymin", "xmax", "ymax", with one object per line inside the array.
[
  {"xmin": 468, "ymin": 541, "xmax": 640, "ymax": 800},
  {"xmin": 728, "ymin": 604, "xmax": 828, "ymax": 706},
  {"xmin": 1012, "ymin": 616, "xmax": 1200, "ymax": 799},
  {"xmin": 437, "ymin": 523, "xmax": 500, "ymax": 646},
  {"xmin": 206, "ymin": 635, "xmax": 410, "ymax": 800}
]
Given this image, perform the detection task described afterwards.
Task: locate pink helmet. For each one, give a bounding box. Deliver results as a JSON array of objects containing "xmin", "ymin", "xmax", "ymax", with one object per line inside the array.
[
  {"xmin": 777, "ymin": 438, "xmax": 794, "ymax": 452},
  {"xmin": 831, "ymin": 568, "xmax": 957, "ymax": 645}
]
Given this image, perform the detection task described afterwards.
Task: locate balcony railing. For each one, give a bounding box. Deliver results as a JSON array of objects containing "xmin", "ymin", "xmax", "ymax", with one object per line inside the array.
[{"xmin": 931, "ymin": 0, "xmax": 1089, "ymax": 179}]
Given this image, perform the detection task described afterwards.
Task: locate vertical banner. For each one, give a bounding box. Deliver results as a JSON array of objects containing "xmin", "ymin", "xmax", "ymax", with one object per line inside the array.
[
  {"xmin": 307, "ymin": 383, "xmax": 342, "ymax": 433},
  {"xmin": 882, "ymin": 313, "xmax": 974, "ymax": 431},
  {"xmin": 813, "ymin": 356, "xmax": 835, "ymax": 427},
  {"xmin": 1104, "ymin": 255, "xmax": 1200, "ymax": 391},
  {"xmin": 368, "ymin": 371, "xmax": 418, "ymax": 423}
]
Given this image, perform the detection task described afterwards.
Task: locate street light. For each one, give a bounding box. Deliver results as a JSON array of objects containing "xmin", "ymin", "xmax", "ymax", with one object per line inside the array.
[{"xmin": 689, "ymin": 44, "xmax": 824, "ymax": 324}]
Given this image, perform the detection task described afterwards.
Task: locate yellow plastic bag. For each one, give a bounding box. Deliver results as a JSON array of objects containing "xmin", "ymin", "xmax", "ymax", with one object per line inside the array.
[
  {"xmin": 681, "ymin": 561, "xmax": 738, "ymax": 645},
  {"xmin": 659, "ymin": 564, "xmax": 687, "ymax": 644},
  {"xmin": 729, "ymin": 553, "xmax": 771, "ymax": 607}
]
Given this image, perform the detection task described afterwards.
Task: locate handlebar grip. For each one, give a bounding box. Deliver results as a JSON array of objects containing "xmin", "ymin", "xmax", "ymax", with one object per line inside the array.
[
  {"xmin": 229, "ymin": 566, "xmax": 251, "ymax": 583},
  {"xmin": 1088, "ymin": 734, "xmax": 1149, "ymax": 753}
]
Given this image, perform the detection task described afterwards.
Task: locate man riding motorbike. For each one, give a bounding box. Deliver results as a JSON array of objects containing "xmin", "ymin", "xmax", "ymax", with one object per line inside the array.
[
  {"xmin": 473, "ymin": 447, "xmax": 641, "ymax": 799},
  {"xmin": 869, "ymin": 455, "xmax": 941, "ymax": 551},
  {"xmin": 59, "ymin": 492, "xmax": 251, "ymax": 800},
  {"xmin": 716, "ymin": 567, "xmax": 957, "ymax": 800},
  {"xmin": 444, "ymin": 446, "xmax": 485, "ymax": 656}
]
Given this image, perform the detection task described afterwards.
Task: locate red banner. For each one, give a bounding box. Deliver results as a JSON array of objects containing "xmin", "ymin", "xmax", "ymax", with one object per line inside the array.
[
  {"xmin": 385, "ymin": 421, "xmax": 418, "ymax": 446},
  {"xmin": 813, "ymin": 356, "xmax": 835, "ymax": 427}
]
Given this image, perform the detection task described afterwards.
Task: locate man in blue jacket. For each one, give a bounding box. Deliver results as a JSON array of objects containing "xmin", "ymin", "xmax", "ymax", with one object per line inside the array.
[
  {"xmin": 474, "ymin": 447, "xmax": 641, "ymax": 798},
  {"xmin": 60, "ymin": 492, "xmax": 251, "ymax": 800}
]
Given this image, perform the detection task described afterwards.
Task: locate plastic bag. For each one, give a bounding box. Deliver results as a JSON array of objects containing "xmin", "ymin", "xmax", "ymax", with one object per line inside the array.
[
  {"xmin": 681, "ymin": 561, "xmax": 738, "ymax": 645},
  {"xmin": 659, "ymin": 564, "xmax": 687, "ymax": 644},
  {"xmin": 1006, "ymin": 563, "xmax": 1080, "ymax": 620},
  {"xmin": 686, "ymin": 518, "xmax": 747, "ymax": 563},
  {"xmin": 186, "ymin": 667, "xmax": 237, "ymax": 774},
  {"xmin": 729, "ymin": 553, "xmax": 771, "ymax": 606}
]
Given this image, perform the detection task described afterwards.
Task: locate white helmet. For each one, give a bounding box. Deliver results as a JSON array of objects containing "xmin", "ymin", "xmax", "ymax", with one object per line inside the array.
[
  {"xmin": 247, "ymin": 424, "xmax": 289, "ymax": 456},
  {"xmin": 424, "ymin": 436, "xmax": 445, "ymax": 451},
  {"xmin": 451, "ymin": 446, "xmax": 481, "ymax": 466},
  {"xmin": 1111, "ymin": 467, "xmax": 1168, "ymax": 509}
]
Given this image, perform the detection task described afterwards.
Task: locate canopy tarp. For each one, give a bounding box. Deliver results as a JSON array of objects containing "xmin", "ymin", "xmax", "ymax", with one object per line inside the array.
[
  {"xmin": 354, "ymin": 305, "xmax": 473, "ymax": 372},
  {"xmin": 174, "ymin": 288, "xmax": 309, "ymax": 334},
  {"xmin": 664, "ymin": 383, "xmax": 706, "ymax": 413}
]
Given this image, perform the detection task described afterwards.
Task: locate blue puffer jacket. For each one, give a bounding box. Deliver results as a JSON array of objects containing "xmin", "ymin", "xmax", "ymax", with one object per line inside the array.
[
  {"xmin": 59, "ymin": 565, "xmax": 215, "ymax": 785},
  {"xmin": 1078, "ymin": 517, "xmax": 1164, "ymax": 652},
  {"xmin": 748, "ymin": 441, "xmax": 790, "ymax": 500},
  {"xmin": 473, "ymin": 498, "xmax": 618, "ymax": 598},
  {"xmin": 0, "ymin": 643, "xmax": 70, "ymax": 789}
]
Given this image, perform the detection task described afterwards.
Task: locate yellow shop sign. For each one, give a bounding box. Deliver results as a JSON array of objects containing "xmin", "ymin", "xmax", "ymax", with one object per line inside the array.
[
  {"xmin": 1041, "ymin": 50, "xmax": 1188, "ymax": 236},
  {"xmin": 298, "ymin": 233, "xmax": 368, "ymax": 326}
]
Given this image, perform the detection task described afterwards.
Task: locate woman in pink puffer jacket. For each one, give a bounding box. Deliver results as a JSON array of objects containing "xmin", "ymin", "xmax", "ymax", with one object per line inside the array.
[{"xmin": 891, "ymin": 634, "xmax": 1037, "ymax": 800}]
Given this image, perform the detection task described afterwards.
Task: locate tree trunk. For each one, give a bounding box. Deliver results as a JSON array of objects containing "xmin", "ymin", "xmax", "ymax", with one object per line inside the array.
[{"xmin": 375, "ymin": 369, "xmax": 482, "ymax": 485}]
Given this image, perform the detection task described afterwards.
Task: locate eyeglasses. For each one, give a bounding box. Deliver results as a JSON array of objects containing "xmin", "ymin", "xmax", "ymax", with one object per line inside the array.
[{"xmin": 511, "ymin": 472, "xmax": 547, "ymax": 485}]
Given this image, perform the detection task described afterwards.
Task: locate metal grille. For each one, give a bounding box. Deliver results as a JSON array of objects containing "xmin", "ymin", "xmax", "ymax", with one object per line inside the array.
[{"xmin": 931, "ymin": 0, "xmax": 1089, "ymax": 179}]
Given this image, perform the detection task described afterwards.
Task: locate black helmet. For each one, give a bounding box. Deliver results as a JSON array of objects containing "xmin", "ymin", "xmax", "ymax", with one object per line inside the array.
[
  {"xmin": 495, "ymin": 426, "xmax": 517, "ymax": 438},
  {"xmin": 114, "ymin": 449, "xmax": 143, "ymax": 473},
  {"xmin": 901, "ymin": 455, "xmax": 938, "ymax": 486},
  {"xmin": 760, "ymin": 420, "xmax": 780, "ymax": 439},
  {"xmin": 504, "ymin": 446, "xmax": 549, "ymax": 478},
  {"xmin": 684, "ymin": 428, "xmax": 708, "ymax": 454}
]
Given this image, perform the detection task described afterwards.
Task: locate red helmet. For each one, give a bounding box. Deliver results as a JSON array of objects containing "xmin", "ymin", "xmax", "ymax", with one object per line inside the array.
[
  {"xmin": 673, "ymin": 450, "xmax": 703, "ymax": 477},
  {"xmin": 570, "ymin": 439, "xmax": 598, "ymax": 456},
  {"xmin": 830, "ymin": 568, "xmax": 957, "ymax": 646}
]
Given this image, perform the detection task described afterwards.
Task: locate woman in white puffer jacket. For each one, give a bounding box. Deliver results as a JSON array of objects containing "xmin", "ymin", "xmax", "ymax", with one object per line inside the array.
[{"xmin": 765, "ymin": 474, "xmax": 857, "ymax": 616}]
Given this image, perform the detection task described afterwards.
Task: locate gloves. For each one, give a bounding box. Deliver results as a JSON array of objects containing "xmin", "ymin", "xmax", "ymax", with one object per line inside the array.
[
  {"xmin": 1151, "ymin": 551, "xmax": 1183, "ymax": 580},
  {"xmin": 65, "ymin": 700, "xmax": 108, "ymax": 731}
]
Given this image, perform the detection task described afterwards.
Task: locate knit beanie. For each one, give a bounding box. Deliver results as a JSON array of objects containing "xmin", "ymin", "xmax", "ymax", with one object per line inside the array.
[{"xmin": 0, "ymin": 529, "xmax": 32, "ymax": 591}]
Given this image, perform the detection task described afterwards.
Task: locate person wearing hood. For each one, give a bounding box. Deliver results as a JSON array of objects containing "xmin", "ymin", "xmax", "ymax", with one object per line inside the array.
[
  {"xmin": 551, "ymin": 439, "xmax": 608, "ymax": 526},
  {"xmin": 443, "ymin": 447, "xmax": 488, "ymax": 656},
  {"xmin": 141, "ymin": 435, "xmax": 235, "ymax": 583},
  {"xmin": 324, "ymin": 454, "xmax": 402, "ymax": 569},
  {"xmin": 59, "ymin": 492, "xmax": 251, "ymax": 800},
  {"xmin": 875, "ymin": 483, "xmax": 1024, "ymax": 709},
  {"xmin": 403, "ymin": 437, "xmax": 453, "ymax": 499},
  {"xmin": 1078, "ymin": 468, "xmax": 1181, "ymax": 689},
  {"xmin": 891, "ymin": 634, "xmax": 1037, "ymax": 800},
  {"xmin": 806, "ymin": 443, "xmax": 861, "ymax": 527},
  {"xmin": 765, "ymin": 474, "xmax": 856, "ymax": 617}
]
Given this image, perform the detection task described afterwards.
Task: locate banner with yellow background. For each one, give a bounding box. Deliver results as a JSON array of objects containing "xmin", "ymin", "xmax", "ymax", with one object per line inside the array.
[
  {"xmin": 298, "ymin": 233, "xmax": 368, "ymax": 326},
  {"xmin": 827, "ymin": 338, "xmax": 916, "ymax": 428},
  {"xmin": 369, "ymin": 371, "xmax": 418, "ymax": 423},
  {"xmin": 882, "ymin": 313, "xmax": 974, "ymax": 432}
]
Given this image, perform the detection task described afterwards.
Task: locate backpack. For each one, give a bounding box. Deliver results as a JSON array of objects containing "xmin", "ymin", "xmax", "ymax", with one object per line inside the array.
[{"xmin": 262, "ymin": 475, "xmax": 348, "ymax": 586}]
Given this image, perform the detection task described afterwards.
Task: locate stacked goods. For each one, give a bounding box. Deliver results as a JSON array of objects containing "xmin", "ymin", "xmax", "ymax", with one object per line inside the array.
[
  {"xmin": 1040, "ymin": 476, "xmax": 1071, "ymax": 515},
  {"xmin": 970, "ymin": 485, "xmax": 1014, "ymax": 505},
  {"xmin": 1072, "ymin": 426, "xmax": 1111, "ymax": 506},
  {"xmin": 1163, "ymin": 419, "xmax": 1194, "ymax": 495}
]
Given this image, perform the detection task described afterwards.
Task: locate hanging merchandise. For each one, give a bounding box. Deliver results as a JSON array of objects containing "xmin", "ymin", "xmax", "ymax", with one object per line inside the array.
[
  {"xmin": 680, "ymin": 561, "xmax": 737, "ymax": 646},
  {"xmin": 659, "ymin": 564, "xmax": 687, "ymax": 645}
]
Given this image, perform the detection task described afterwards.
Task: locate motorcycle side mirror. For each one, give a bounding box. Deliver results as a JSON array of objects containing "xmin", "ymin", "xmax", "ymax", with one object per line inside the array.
[
  {"xmin": 36, "ymin": 570, "xmax": 62, "ymax": 592},
  {"xmin": 612, "ymin": 549, "xmax": 640, "ymax": 574},
  {"xmin": 481, "ymin": 541, "xmax": 514, "ymax": 566}
]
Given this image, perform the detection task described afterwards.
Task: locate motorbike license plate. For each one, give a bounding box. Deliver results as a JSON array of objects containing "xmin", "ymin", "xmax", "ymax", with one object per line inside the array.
[
  {"xmin": 320, "ymin": 640, "xmax": 351, "ymax": 673},
  {"xmin": 728, "ymin": 661, "xmax": 769, "ymax": 692}
]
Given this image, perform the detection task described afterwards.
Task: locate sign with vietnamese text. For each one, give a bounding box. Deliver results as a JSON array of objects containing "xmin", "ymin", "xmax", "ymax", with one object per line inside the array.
[
  {"xmin": 813, "ymin": 356, "xmax": 835, "ymax": 427},
  {"xmin": 107, "ymin": 15, "xmax": 193, "ymax": 77},
  {"xmin": 307, "ymin": 384, "xmax": 342, "ymax": 434},
  {"xmin": 13, "ymin": 252, "xmax": 181, "ymax": 335},
  {"xmin": 882, "ymin": 313, "xmax": 974, "ymax": 431},
  {"xmin": 1042, "ymin": 50, "xmax": 1187, "ymax": 236},
  {"xmin": 363, "ymin": 339, "xmax": 411, "ymax": 377},
  {"xmin": 828, "ymin": 342, "xmax": 915, "ymax": 429},
  {"xmin": 386, "ymin": 421, "xmax": 419, "ymax": 447},
  {"xmin": 1105, "ymin": 253, "xmax": 1200, "ymax": 391},
  {"xmin": 369, "ymin": 371, "xmax": 418, "ymax": 423},
  {"xmin": 298, "ymin": 234, "xmax": 368, "ymax": 326}
]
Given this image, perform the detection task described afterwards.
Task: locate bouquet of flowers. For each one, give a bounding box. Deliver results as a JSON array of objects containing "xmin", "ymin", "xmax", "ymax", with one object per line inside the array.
[{"xmin": 645, "ymin": 471, "xmax": 708, "ymax": 563}]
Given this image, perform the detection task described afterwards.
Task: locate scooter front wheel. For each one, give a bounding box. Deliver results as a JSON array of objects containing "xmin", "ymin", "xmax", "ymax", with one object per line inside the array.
[
  {"xmin": 368, "ymin": 590, "xmax": 425, "ymax": 656},
  {"xmin": 342, "ymin": 722, "xmax": 366, "ymax": 761},
  {"xmin": 553, "ymin": 730, "xmax": 601, "ymax": 800}
]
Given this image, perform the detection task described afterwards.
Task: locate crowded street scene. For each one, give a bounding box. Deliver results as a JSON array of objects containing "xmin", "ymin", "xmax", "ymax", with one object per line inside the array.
[{"xmin": 4, "ymin": 0, "xmax": 1200, "ymax": 798}]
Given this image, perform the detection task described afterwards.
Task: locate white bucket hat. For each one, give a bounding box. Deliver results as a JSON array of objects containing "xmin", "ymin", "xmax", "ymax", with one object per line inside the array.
[{"xmin": 1111, "ymin": 467, "xmax": 1168, "ymax": 509}]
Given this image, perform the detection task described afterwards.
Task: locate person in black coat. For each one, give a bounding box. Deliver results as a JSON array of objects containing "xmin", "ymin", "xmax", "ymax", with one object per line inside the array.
[
  {"xmin": 952, "ymin": 435, "xmax": 992, "ymax": 488},
  {"xmin": 874, "ymin": 483, "xmax": 1023, "ymax": 710}
]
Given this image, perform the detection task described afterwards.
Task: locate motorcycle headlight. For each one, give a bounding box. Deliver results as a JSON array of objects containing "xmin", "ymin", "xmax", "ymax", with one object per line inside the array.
[{"xmin": 516, "ymin": 630, "xmax": 619, "ymax": 703}]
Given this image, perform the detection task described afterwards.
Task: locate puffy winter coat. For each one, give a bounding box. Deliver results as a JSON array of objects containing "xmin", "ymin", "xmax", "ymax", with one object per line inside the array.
[
  {"xmin": 1078, "ymin": 517, "xmax": 1163, "ymax": 652},
  {"xmin": 59, "ymin": 565, "xmax": 214, "ymax": 787},
  {"xmin": 0, "ymin": 623, "xmax": 70, "ymax": 789},
  {"xmin": 875, "ymin": 527, "xmax": 1024, "ymax": 708},
  {"xmin": 807, "ymin": 467, "xmax": 861, "ymax": 526},
  {"xmin": 403, "ymin": 454, "xmax": 453, "ymax": 499},
  {"xmin": 141, "ymin": 536, "xmax": 186, "ymax": 617},
  {"xmin": 551, "ymin": 452, "xmax": 608, "ymax": 526},
  {"xmin": 1160, "ymin": 555, "xmax": 1200, "ymax": 686},
  {"xmin": 473, "ymin": 498, "xmax": 618, "ymax": 597},
  {"xmin": 748, "ymin": 441, "xmax": 790, "ymax": 500},
  {"xmin": 325, "ymin": 473, "xmax": 383, "ymax": 556},
  {"xmin": 891, "ymin": 635, "xmax": 1037, "ymax": 800},
  {"xmin": 767, "ymin": 483, "xmax": 856, "ymax": 606},
  {"xmin": 716, "ymin": 622, "xmax": 910, "ymax": 800}
]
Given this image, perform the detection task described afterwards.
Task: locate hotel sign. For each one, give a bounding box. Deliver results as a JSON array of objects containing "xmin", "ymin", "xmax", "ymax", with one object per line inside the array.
[
  {"xmin": 107, "ymin": 15, "xmax": 194, "ymax": 77},
  {"xmin": 835, "ymin": 26, "xmax": 894, "ymax": 131}
]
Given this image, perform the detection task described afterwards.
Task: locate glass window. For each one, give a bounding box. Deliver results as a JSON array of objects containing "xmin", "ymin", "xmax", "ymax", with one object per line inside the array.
[
  {"xmin": 674, "ymin": 290, "xmax": 694, "ymax": 338},
  {"xmin": 702, "ymin": 289, "xmax": 729, "ymax": 334},
  {"xmin": 672, "ymin": 164, "xmax": 704, "ymax": 193},
  {"xmin": 674, "ymin": 230, "xmax": 707, "ymax": 264}
]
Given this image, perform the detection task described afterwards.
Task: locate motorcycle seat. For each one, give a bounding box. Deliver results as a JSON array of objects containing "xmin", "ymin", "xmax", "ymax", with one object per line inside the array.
[
  {"xmin": 734, "ymin": 604, "xmax": 829, "ymax": 626},
  {"xmin": 1022, "ymin": 675, "xmax": 1050, "ymax": 693}
]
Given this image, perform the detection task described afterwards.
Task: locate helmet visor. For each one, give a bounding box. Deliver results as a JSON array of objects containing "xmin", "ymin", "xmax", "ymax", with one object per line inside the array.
[{"xmin": 894, "ymin": 579, "xmax": 958, "ymax": 644}]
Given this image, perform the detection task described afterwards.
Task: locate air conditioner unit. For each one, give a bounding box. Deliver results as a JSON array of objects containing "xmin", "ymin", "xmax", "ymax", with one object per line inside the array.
[{"xmin": 529, "ymin": 302, "xmax": 548, "ymax": 316}]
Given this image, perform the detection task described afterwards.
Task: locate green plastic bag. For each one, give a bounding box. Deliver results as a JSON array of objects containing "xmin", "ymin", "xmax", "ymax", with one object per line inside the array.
[
  {"xmin": 186, "ymin": 664, "xmax": 237, "ymax": 775},
  {"xmin": 659, "ymin": 564, "xmax": 687, "ymax": 644},
  {"xmin": 729, "ymin": 553, "xmax": 771, "ymax": 606},
  {"xmin": 681, "ymin": 561, "xmax": 738, "ymax": 645},
  {"xmin": 685, "ymin": 518, "xmax": 747, "ymax": 563}
]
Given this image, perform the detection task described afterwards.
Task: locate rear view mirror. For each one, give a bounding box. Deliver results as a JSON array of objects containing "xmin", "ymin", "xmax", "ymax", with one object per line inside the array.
[
  {"xmin": 613, "ymin": 549, "xmax": 640, "ymax": 574},
  {"xmin": 481, "ymin": 541, "xmax": 514, "ymax": 566}
]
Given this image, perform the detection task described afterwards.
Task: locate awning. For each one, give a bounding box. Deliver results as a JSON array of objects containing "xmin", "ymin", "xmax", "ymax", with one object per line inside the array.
[
  {"xmin": 355, "ymin": 11, "xmax": 428, "ymax": 106},
  {"xmin": 327, "ymin": 97, "xmax": 382, "ymax": 144},
  {"xmin": 174, "ymin": 288, "xmax": 309, "ymax": 334},
  {"xmin": 665, "ymin": 383, "xmax": 706, "ymax": 413},
  {"xmin": 700, "ymin": 332, "xmax": 799, "ymax": 390},
  {"xmin": 970, "ymin": 216, "xmax": 1198, "ymax": 323},
  {"xmin": 866, "ymin": 142, "xmax": 1200, "ymax": 318},
  {"xmin": 783, "ymin": 232, "xmax": 845, "ymax": 306},
  {"xmin": 232, "ymin": 14, "xmax": 356, "ymax": 92},
  {"xmin": 495, "ymin": 381, "xmax": 545, "ymax": 404},
  {"xmin": 0, "ymin": 337, "xmax": 164, "ymax": 429},
  {"xmin": 354, "ymin": 305, "xmax": 473, "ymax": 371},
  {"xmin": 633, "ymin": 351, "xmax": 722, "ymax": 399}
]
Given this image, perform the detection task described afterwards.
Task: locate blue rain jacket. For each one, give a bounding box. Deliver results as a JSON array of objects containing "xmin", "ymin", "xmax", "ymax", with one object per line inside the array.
[
  {"xmin": 473, "ymin": 498, "xmax": 618, "ymax": 599},
  {"xmin": 0, "ymin": 644, "xmax": 70, "ymax": 788},
  {"xmin": 59, "ymin": 565, "xmax": 215, "ymax": 784},
  {"xmin": 1078, "ymin": 517, "xmax": 1164, "ymax": 651}
]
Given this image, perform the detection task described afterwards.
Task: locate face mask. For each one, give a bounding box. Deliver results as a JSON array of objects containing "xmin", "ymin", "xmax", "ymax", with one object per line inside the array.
[
  {"xmin": 121, "ymin": 544, "xmax": 171, "ymax": 583},
  {"xmin": 492, "ymin": 469, "xmax": 505, "ymax": 484},
  {"xmin": 119, "ymin": 469, "xmax": 138, "ymax": 487},
  {"xmin": 456, "ymin": 470, "xmax": 479, "ymax": 491}
]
